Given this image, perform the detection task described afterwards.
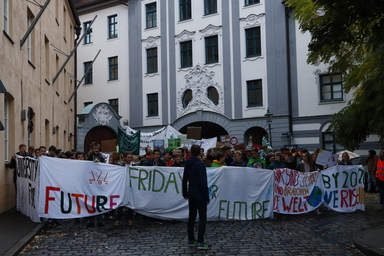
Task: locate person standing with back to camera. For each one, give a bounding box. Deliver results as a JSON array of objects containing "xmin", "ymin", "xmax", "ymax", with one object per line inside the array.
[{"xmin": 182, "ymin": 145, "xmax": 211, "ymax": 250}]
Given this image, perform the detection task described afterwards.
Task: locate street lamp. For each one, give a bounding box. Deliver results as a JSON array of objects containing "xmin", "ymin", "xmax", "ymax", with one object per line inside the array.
[{"xmin": 264, "ymin": 109, "xmax": 273, "ymax": 147}]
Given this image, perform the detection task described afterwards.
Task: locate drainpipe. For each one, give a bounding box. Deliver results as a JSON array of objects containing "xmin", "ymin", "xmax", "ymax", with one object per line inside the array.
[
  {"xmin": 283, "ymin": 1, "xmax": 294, "ymax": 144},
  {"xmin": 74, "ymin": 26, "xmax": 81, "ymax": 150}
]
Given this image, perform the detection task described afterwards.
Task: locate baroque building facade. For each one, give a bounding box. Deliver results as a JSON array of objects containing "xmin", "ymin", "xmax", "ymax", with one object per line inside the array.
[
  {"xmin": 74, "ymin": 0, "xmax": 383, "ymax": 154},
  {"xmin": 0, "ymin": 0, "xmax": 80, "ymax": 213}
]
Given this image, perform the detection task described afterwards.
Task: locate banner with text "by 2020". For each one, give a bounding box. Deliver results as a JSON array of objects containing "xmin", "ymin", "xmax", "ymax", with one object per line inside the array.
[{"xmin": 273, "ymin": 166, "xmax": 365, "ymax": 214}]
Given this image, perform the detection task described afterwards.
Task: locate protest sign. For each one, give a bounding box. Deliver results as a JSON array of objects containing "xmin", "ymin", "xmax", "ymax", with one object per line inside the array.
[
  {"xmin": 38, "ymin": 157, "xmax": 127, "ymax": 219},
  {"xmin": 319, "ymin": 165, "xmax": 365, "ymax": 212},
  {"xmin": 316, "ymin": 150, "xmax": 338, "ymax": 167},
  {"xmin": 274, "ymin": 168, "xmax": 321, "ymax": 214},
  {"xmin": 125, "ymin": 166, "xmax": 274, "ymax": 221},
  {"xmin": 126, "ymin": 125, "xmax": 182, "ymax": 155},
  {"xmin": 15, "ymin": 155, "xmax": 40, "ymax": 222}
]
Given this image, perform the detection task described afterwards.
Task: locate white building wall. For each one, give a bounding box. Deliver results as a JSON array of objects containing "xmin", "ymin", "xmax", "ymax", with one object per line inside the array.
[
  {"xmin": 240, "ymin": 2, "xmax": 267, "ymax": 119},
  {"xmin": 76, "ymin": 5, "xmax": 129, "ymax": 124},
  {"xmin": 295, "ymin": 27, "xmax": 353, "ymax": 118}
]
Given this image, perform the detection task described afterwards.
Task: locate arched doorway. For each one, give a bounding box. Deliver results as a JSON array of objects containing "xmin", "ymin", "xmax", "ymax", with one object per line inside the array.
[
  {"xmin": 244, "ymin": 127, "xmax": 268, "ymax": 148},
  {"xmin": 179, "ymin": 121, "xmax": 228, "ymax": 140},
  {"xmin": 84, "ymin": 126, "xmax": 117, "ymax": 154}
]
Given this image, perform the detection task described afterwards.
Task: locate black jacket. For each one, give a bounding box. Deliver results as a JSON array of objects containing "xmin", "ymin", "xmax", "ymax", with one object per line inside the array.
[{"xmin": 182, "ymin": 156, "xmax": 209, "ymax": 202}]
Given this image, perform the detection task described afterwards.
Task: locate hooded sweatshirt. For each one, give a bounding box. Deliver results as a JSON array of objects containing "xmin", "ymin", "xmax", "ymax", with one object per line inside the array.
[{"xmin": 182, "ymin": 156, "xmax": 209, "ymax": 202}]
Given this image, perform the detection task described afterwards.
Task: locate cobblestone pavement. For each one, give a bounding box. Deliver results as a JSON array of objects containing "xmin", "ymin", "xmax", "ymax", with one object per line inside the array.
[{"xmin": 19, "ymin": 192, "xmax": 384, "ymax": 256}]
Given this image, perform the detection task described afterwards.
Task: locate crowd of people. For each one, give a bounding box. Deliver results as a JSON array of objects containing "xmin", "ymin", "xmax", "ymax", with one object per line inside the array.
[{"xmin": 8, "ymin": 142, "xmax": 384, "ymax": 233}]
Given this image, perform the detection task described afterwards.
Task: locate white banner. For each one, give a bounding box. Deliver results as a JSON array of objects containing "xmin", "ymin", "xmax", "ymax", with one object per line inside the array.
[
  {"xmin": 38, "ymin": 157, "xmax": 127, "ymax": 219},
  {"xmin": 126, "ymin": 166, "xmax": 274, "ymax": 221},
  {"xmin": 319, "ymin": 165, "xmax": 365, "ymax": 212},
  {"xmin": 274, "ymin": 168, "xmax": 322, "ymax": 214},
  {"xmin": 316, "ymin": 150, "xmax": 338, "ymax": 167},
  {"xmin": 126, "ymin": 125, "xmax": 183, "ymax": 155},
  {"xmin": 180, "ymin": 137, "xmax": 217, "ymax": 155},
  {"xmin": 16, "ymin": 158, "xmax": 364, "ymax": 222},
  {"xmin": 15, "ymin": 155, "xmax": 40, "ymax": 222}
]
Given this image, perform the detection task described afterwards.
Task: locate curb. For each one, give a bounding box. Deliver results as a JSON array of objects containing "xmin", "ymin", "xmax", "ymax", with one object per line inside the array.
[
  {"xmin": 3, "ymin": 219, "xmax": 48, "ymax": 256},
  {"xmin": 353, "ymin": 229, "xmax": 384, "ymax": 256}
]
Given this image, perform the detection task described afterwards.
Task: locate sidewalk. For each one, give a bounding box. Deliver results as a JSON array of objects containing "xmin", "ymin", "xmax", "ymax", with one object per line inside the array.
[
  {"xmin": 353, "ymin": 228, "xmax": 384, "ymax": 256},
  {"xmin": 0, "ymin": 208, "xmax": 46, "ymax": 256}
]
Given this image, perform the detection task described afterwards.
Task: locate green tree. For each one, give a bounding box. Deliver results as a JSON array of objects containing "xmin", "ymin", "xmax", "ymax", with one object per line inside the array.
[{"xmin": 287, "ymin": 0, "xmax": 384, "ymax": 150}]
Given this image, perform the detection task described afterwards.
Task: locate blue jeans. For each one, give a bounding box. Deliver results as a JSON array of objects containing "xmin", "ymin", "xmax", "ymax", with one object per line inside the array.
[{"xmin": 367, "ymin": 173, "xmax": 377, "ymax": 192}]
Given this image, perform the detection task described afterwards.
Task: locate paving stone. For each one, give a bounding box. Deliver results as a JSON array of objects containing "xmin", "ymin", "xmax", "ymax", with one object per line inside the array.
[{"xmin": 18, "ymin": 192, "xmax": 384, "ymax": 255}]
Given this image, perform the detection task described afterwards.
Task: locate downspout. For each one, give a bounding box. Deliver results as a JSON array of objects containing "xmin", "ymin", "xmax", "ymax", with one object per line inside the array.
[
  {"xmin": 74, "ymin": 26, "xmax": 81, "ymax": 149},
  {"xmin": 283, "ymin": 1, "xmax": 294, "ymax": 143}
]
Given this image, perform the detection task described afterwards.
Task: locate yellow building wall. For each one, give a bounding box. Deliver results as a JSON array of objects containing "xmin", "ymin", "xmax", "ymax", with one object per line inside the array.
[{"xmin": 0, "ymin": 0, "xmax": 79, "ymax": 213}]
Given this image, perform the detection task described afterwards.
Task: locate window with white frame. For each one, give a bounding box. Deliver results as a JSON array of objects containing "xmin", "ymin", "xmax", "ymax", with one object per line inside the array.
[
  {"xmin": 180, "ymin": 40, "xmax": 193, "ymax": 68},
  {"xmin": 245, "ymin": 0, "xmax": 260, "ymax": 6},
  {"xmin": 320, "ymin": 73, "xmax": 343, "ymax": 102},
  {"xmin": 204, "ymin": 0, "xmax": 217, "ymax": 15},
  {"xmin": 3, "ymin": 0, "xmax": 9, "ymax": 33},
  {"xmin": 109, "ymin": 98, "xmax": 119, "ymax": 114},
  {"xmin": 83, "ymin": 21, "xmax": 92, "ymax": 44},
  {"xmin": 245, "ymin": 27, "xmax": 261, "ymax": 58},
  {"xmin": 84, "ymin": 61, "xmax": 93, "ymax": 84},
  {"xmin": 322, "ymin": 132, "xmax": 343, "ymax": 153},
  {"xmin": 108, "ymin": 56, "xmax": 118, "ymax": 80},
  {"xmin": 179, "ymin": 0, "xmax": 191, "ymax": 21},
  {"xmin": 247, "ymin": 79, "xmax": 263, "ymax": 107},
  {"xmin": 147, "ymin": 93, "xmax": 158, "ymax": 116},
  {"xmin": 146, "ymin": 2, "xmax": 157, "ymax": 28},
  {"xmin": 146, "ymin": 47, "xmax": 158, "ymax": 73},
  {"xmin": 108, "ymin": 14, "xmax": 118, "ymax": 39}
]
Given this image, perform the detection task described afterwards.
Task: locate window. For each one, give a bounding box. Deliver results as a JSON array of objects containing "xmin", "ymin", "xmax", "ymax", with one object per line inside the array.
[
  {"xmin": 3, "ymin": 0, "xmax": 9, "ymax": 33},
  {"xmin": 180, "ymin": 40, "xmax": 192, "ymax": 68},
  {"xmin": 83, "ymin": 21, "xmax": 92, "ymax": 44},
  {"xmin": 146, "ymin": 48, "xmax": 158, "ymax": 73},
  {"xmin": 180, "ymin": 0, "xmax": 191, "ymax": 21},
  {"xmin": 247, "ymin": 80, "xmax": 263, "ymax": 106},
  {"xmin": 245, "ymin": 0, "xmax": 260, "ymax": 6},
  {"xmin": 204, "ymin": 0, "xmax": 217, "ymax": 15},
  {"xmin": 245, "ymin": 27, "xmax": 261, "ymax": 58},
  {"xmin": 322, "ymin": 132, "xmax": 343, "ymax": 153},
  {"xmin": 27, "ymin": 11, "xmax": 34, "ymax": 62},
  {"xmin": 4, "ymin": 97, "xmax": 9, "ymax": 162},
  {"xmin": 108, "ymin": 15, "xmax": 118, "ymax": 39},
  {"xmin": 146, "ymin": 3, "xmax": 157, "ymax": 28},
  {"xmin": 320, "ymin": 74, "xmax": 343, "ymax": 101},
  {"xmin": 108, "ymin": 56, "xmax": 118, "ymax": 80},
  {"xmin": 109, "ymin": 98, "xmax": 119, "ymax": 114},
  {"xmin": 84, "ymin": 61, "xmax": 93, "ymax": 84},
  {"xmin": 84, "ymin": 101, "xmax": 93, "ymax": 107},
  {"xmin": 207, "ymin": 86, "xmax": 219, "ymax": 105},
  {"xmin": 205, "ymin": 35, "xmax": 218, "ymax": 64},
  {"xmin": 182, "ymin": 89, "xmax": 193, "ymax": 108},
  {"xmin": 147, "ymin": 93, "xmax": 158, "ymax": 116}
]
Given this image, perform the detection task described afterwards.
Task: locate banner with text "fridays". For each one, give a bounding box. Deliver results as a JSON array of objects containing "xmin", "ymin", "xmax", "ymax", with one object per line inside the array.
[{"xmin": 125, "ymin": 166, "xmax": 275, "ymax": 221}]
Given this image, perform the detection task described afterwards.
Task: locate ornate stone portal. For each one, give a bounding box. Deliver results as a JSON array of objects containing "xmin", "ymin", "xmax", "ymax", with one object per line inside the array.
[
  {"xmin": 177, "ymin": 64, "xmax": 224, "ymax": 118},
  {"xmin": 93, "ymin": 104, "xmax": 112, "ymax": 126}
]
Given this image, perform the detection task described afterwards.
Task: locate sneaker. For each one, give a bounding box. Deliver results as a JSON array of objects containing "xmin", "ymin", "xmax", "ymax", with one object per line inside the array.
[
  {"xmin": 197, "ymin": 243, "xmax": 211, "ymax": 250},
  {"xmin": 188, "ymin": 240, "xmax": 198, "ymax": 247},
  {"xmin": 114, "ymin": 220, "xmax": 120, "ymax": 227}
]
